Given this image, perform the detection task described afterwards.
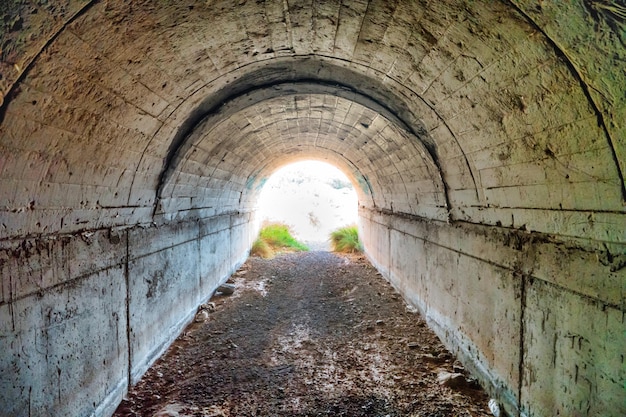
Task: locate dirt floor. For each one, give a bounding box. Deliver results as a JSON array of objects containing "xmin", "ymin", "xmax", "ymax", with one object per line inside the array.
[{"xmin": 114, "ymin": 251, "xmax": 493, "ymax": 417}]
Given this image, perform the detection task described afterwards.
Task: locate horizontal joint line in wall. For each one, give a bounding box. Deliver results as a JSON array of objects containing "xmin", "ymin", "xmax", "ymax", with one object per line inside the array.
[
  {"xmin": 0, "ymin": 205, "xmax": 148, "ymax": 212},
  {"xmin": 98, "ymin": 205, "xmax": 145, "ymax": 209},
  {"xmin": 168, "ymin": 206, "xmax": 215, "ymax": 212},
  {"xmin": 465, "ymin": 205, "xmax": 625, "ymax": 215},
  {"xmin": 365, "ymin": 217, "xmax": 623, "ymax": 310},
  {"xmin": 452, "ymin": 218, "xmax": 625, "ymax": 248},
  {"xmin": 2, "ymin": 263, "xmax": 125, "ymax": 306},
  {"xmin": 526, "ymin": 276, "xmax": 623, "ymax": 312},
  {"xmin": 370, "ymin": 208, "xmax": 450, "ymax": 224},
  {"xmin": 0, "ymin": 227, "xmax": 129, "ymax": 247},
  {"xmin": 130, "ymin": 237, "xmax": 202, "ymax": 261}
]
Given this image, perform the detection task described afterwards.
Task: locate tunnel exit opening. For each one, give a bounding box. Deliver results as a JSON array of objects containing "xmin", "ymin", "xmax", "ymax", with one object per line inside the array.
[{"xmin": 256, "ymin": 160, "xmax": 358, "ymax": 250}]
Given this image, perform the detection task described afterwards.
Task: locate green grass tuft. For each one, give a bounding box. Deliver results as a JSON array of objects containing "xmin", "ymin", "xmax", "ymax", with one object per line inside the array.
[
  {"xmin": 259, "ymin": 223, "xmax": 309, "ymax": 251},
  {"xmin": 250, "ymin": 238, "xmax": 274, "ymax": 258},
  {"xmin": 330, "ymin": 225, "xmax": 362, "ymax": 253},
  {"xmin": 250, "ymin": 223, "xmax": 308, "ymax": 257}
]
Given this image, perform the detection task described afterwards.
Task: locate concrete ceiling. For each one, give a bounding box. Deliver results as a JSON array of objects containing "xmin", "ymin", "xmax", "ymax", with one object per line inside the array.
[{"xmin": 0, "ymin": 0, "xmax": 624, "ymax": 245}]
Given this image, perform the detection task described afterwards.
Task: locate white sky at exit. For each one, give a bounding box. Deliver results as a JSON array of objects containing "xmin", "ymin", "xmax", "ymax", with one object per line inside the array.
[{"xmin": 257, "ymin": 161, "xmax": 358, "ymax": 244}]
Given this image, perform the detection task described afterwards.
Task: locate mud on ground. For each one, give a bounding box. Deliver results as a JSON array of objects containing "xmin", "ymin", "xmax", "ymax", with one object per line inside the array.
[{"xmin": 114, "ymin": 251, "xmax": 492, "ymax": 417}]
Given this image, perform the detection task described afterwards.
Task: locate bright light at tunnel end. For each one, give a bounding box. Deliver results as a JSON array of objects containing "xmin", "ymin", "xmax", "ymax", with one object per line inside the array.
[{"xmin": 257, "ymin": 160, "xmax": 359, "ymax": 249}]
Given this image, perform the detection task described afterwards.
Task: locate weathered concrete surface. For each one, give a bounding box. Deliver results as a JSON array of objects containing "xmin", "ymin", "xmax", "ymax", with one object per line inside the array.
[
  {"xmin": 0, "ymin": 267, "xmax": 127, "ymax": 417},
  {"xmin": 1, "ymin": 0, "xmax": 625, "ymax": 416},
  {"xmin": 1, "ymin": 0, "xmax": 624, "ymax": 239},
  {"xmin": 0, "ymin": 214, "xmax": 250, "ymax": 417},
  {"xmin": 361, "ymin": 207, "xmax": 625, "ymax": 417},
  {"xmin": 128, "ymin": 223, "xmax": 202, "ymax": 383}
]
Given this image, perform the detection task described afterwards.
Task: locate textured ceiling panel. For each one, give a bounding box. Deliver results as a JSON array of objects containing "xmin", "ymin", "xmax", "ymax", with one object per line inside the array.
[{"xmin": 0, "ymin": 0, "xmax": 623, "ymax": 243}]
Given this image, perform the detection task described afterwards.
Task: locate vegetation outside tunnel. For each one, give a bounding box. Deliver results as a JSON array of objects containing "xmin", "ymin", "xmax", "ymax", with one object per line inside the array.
[
  {"xmin": 330, "ymin": 225, "xmax": 362, "ymax": 253},
  {"xmin": 251, "ymin": 223, "xmax": 309, "ymax": 258}
]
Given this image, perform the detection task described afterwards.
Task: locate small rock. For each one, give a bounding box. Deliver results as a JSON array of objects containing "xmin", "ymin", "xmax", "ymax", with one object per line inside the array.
[
  {"xmin": 375, "ymin": 319, "xmax": 385, "ymax": 325},
  {"xmin": 194, "ymin": 310, "xmax": 209, "ymax": 322},
  {"xmin": 405, "ymin": 305, "xmax": 419, "ymax": 314},
  {"xmin": 437, "ymin": 351, "xmax": 452, "ymax": 360},
  {"xmin": 488, "ymin": 399, "xmax": 501, "ymax": 417},
  {"xmin": 407, "ymin": 341, "xmax": 420, "ymax": 349},
  {"xmin": 154, "ymin": 404, "xmax": 181, "ymax": 417},
  {"xmin": 416, "ymin": 353, "xmax": 437, "ymax": 361},
  {"xmin": 217, "ymin": 283, "xmax": 235, "ymax": 295},
  {"xmin": 200, "ymin": 302, "xmax": 216, "ymax": 312},
  {"xmin": 437, "ymin": 370, "xmax": 467, "ymax": 388}
]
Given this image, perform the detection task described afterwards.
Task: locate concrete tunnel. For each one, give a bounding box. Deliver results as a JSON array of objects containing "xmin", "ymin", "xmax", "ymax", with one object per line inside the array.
[{"xmin": 0, "ymin": 1, "xmax": 624, "ymax": 416}]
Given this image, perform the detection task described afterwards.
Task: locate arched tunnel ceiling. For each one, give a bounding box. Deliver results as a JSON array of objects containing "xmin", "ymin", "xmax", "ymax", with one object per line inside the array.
[
  {"xmin": 0, "ymin": 0, "xmax": 624, "ymax": 244},
  {"xmin": 159, "ymin": 90, "xmax": 448, "ymax": 220}
]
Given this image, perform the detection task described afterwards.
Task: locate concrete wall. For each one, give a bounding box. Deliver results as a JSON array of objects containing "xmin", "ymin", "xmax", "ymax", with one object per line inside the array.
[
  {"xmin": 360, "ymin": 208, "xmax": 625, "ymax": 417},
  {"xmin": 0, "ymin": 213, "xmax": 253, "ymax": 417},
  {"xmin": 1, "ymin": 1, "xmax": 624, "ymax": 416}
]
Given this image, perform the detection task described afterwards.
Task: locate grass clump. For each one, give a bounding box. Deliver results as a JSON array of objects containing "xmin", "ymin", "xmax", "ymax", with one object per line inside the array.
[
  {"xmin": 250, "ymin": 238, "xmax": 274, "ymax": 258},
  {"xmin": 330, "ymin": 225, "xmax": 362, "ymax": 253},
  {"xmin": 251, "ymin": 223, "xmax": 308, "ymax": 258},
  {"xmin": 260, "ymin": 223, "xmax": 309, "ymax": 251}
]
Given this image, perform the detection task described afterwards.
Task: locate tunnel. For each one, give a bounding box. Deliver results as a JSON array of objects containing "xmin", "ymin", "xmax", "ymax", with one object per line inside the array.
[{"xmin": 0, "ymin": 1, "xmax": 624, "ymax": 416}]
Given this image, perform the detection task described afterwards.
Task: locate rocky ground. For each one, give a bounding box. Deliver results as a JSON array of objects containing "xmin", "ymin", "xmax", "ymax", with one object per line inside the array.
[{"xmin": 114, "ymin": 251, "xmax": 493, "ymax": 417}]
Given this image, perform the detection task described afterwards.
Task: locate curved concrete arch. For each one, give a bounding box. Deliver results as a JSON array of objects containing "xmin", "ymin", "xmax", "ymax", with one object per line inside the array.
[
  {"xmin": 1, "ymin": 2, "xmax": 624, "ymax": 416},
  {"xmin": 156, "ymin": 85, "xmax": 449, "ymax": 220},
  {"xmin": 149, "ymin": 62, "xmax": 458, "ymax": 215},
  {"xmin": 0, "ymin": 1, "xmax": 621, "ymax": 239}
]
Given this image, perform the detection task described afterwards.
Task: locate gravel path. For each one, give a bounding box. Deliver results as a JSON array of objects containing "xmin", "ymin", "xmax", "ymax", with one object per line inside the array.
[{"xmin": 114, "ymin": 251, "xmax": 491, "ymax": 417}]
